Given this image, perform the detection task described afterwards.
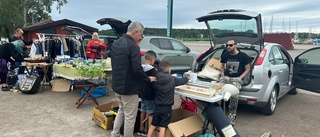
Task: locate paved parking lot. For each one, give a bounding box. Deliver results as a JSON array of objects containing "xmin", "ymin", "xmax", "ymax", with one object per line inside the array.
[
  {"xmin": 184, "ymin": 42, "xmax": 320, "ymax": 136},
  {"xmin": 0, "ymin": 42, "xmax": 319, "ymax": 137}
]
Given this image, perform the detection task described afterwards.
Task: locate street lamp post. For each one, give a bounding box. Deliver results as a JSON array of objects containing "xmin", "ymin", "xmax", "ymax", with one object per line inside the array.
[{"xmin": 167, "ymin": 0, "xmax": 173, "ymax": 37}]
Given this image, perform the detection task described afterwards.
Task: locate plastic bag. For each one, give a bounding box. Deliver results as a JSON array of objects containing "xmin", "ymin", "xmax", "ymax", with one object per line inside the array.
[{"xmin": 180, "ymin": 99, "xmax": 198, "ymax": 113}]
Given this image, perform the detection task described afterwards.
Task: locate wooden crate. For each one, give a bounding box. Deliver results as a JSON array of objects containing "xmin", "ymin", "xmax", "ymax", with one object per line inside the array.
[{"xmin": 175, "ymin": 84, "xmax": 222, "ymax": 98}]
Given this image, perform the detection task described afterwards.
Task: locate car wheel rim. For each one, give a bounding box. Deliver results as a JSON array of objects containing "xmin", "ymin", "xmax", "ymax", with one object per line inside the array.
[{"xmin": 270, "ymin": 89, "xmax": 277, "ymax": 111}]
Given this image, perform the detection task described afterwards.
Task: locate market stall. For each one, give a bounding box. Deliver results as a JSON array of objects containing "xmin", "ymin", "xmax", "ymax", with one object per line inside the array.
[
  {"xmin": 18, "ymin": 30, "xmax": 112, "ymax": 108},
  {"xmin": 52, "ymin": 57, "xmax": 111, "ymax": 108}
]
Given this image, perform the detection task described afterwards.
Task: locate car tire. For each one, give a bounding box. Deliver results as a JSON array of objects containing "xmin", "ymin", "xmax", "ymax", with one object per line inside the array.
[
  {"xmin": 288, "ymin": 86, "xmax": 298, "ymax": 95},
  {"xmin": 260, "ymin": 86, "xmax": 278, "ymax": 115}
]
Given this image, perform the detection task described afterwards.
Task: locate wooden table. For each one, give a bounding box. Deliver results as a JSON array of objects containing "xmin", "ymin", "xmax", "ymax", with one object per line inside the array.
[
  {"xmin": 74, "ymin": 84, "xmax": 99, "ymax": 108},
  {"xmin": 22, "ymin": 63, "xmax": 53, "ymax": 93}
]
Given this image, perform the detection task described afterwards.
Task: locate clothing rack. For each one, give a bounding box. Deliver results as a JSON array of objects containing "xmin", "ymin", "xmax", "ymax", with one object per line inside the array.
[{"xmin": 36, "ymin": 33, "xmax": 87, "ymax": 59}]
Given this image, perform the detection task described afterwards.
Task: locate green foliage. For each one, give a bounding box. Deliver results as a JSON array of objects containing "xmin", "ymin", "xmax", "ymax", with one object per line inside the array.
[
  {"xmin": 0, "ymin": 0, "xmax": 24, "ymax": 37},
  {"xmin": 76, "ymin": 62, "xmax": 106, "ymax": 79},
  {"xmin": 0, "ymin": 0, "xmax": 67, "ymax": 37},
  {"xmin": 25, "ymin": 0, "xmax": 67, "ymax": 26}
]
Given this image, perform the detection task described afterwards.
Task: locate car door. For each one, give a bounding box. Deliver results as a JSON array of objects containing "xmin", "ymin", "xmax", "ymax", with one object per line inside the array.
[
  {"xmin": 170, "ymin": 39, "xmax": 194, "ymax": 72},
  {"xmin": 149, "ymin": 38, "xmax": 176, "ymax": 67},
  {"xmin": 269, "ymin": 46, "xmax": 290, "ymax": 96},
  {"xmin": 293, "ymin": 47, "xmax": 320, "ymax": 93}
]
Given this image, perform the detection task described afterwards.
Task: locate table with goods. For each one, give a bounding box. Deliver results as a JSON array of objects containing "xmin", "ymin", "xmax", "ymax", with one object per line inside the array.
[{"xmin": 52, "ymin": 56, "xmax": 112, "ymax": 108}]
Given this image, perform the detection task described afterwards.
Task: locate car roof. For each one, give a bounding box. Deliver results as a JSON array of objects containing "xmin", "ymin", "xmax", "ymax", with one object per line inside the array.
[{"xmin": 143, "ymin": 35, "xmax": 175, "ymax": 39}]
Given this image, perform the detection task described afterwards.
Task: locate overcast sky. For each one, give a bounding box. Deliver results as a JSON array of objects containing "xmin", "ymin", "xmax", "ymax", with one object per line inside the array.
[{"xmin": 50, "ymin": 0, "xmax": 320, "ymax": 33}]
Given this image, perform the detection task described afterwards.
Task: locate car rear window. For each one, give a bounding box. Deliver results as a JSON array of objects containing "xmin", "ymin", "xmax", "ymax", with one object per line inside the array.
[
  {"xmin": 158, "ymin": 39, "xmax": 172, "ymax": 50},
  {"xmin": 150, "ymin": 38, "xmax": 160, "ymax": 48}
]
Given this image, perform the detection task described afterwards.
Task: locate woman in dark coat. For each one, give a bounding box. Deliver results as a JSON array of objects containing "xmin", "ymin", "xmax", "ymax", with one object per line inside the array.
[{"xmin": 0, "ymin": 40, "xmax": 24, "ymax": 91}]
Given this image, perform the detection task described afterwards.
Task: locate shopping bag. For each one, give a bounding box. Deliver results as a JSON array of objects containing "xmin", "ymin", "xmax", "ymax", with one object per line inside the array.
[{"xmin": 180, "ymin": 99, "xmax": 198, "ymax": 113}]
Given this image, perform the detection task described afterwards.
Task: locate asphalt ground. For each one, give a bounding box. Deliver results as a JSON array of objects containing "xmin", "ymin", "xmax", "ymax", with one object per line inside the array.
[{"xmin": 0, "ymin": 42, "xmax": 319, "ymax": 137}]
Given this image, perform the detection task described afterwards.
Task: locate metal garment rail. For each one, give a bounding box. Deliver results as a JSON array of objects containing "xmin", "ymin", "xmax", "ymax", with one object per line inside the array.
[{"xmin": 36, "ymin": 33, "xmax": 87, "ymax": 59}]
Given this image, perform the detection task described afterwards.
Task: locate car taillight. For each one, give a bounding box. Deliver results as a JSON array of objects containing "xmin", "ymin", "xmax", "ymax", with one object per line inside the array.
[
  {"xmin": 195, "ymin": 47, "xmax": 212, "ymax": 61},
  {"xmin": 247, "ymin": 98, "xmax": 257, "ymax": 105},
  {"xmin": 255, "ymin": 48, "xmax": 267, "ymax": 66},
  {"xmin": 195, "ymin": 53, "xmax": 204, "ymax": 61},
  {"xmin": 140, "ymin": 51, "xmax": 146, "ymax": 56}
]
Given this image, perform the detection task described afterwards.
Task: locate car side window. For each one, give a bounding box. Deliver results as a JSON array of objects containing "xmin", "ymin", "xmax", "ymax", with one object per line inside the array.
[
  {"xmin": 279, "ymin": 48, "xmax": 289, "ymax": 63},
  {"xmin": 271, "ymin": 46, "xmax": 284, "ymax": 64},
  {"xmin": 170, "ymin": 40, "xmax": 186, "ymax": 51},
  {"xmin": 297, "ymin": 48, "xmax": 320, "ymax": 65},
  {"xmin": 158, "ymin": 39, "xmax": 172, "ymax": 50},
  {"xmin": 150, "ymin": 38, "xmax": 160, "ymax": 48},
  {"xmin": 268, "ymin": 50, "xmax": 276, "ymax": 65}
]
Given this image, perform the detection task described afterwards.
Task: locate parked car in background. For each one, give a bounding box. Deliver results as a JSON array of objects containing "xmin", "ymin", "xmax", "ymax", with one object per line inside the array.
[
  {"xmin": 193, "ymin": 9, "xmax": 320, "ymax": 115},
  {"xmin": 97, "ymin": 17, "xmax": 199, "ymax": 73},
  {"xmin": 138, "ymin": 36, "xmax": 199, "ymax": 73}
]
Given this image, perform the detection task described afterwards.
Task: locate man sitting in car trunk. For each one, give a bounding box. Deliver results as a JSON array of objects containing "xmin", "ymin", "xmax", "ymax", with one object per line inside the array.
[{"xmin": 220, "ymin": 39, "xmax": 251, "ymax": 125}]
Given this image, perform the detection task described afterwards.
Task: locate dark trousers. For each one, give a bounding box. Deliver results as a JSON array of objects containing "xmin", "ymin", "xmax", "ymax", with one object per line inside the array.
[{"xmin": 0, "ymin": 72, "xmax": 6, "ymax": 84}]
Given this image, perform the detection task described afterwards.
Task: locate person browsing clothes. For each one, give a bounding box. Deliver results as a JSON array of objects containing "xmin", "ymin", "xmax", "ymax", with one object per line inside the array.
[
  {"xmin": 220, "ymin": 39, "xmax": 251, "ymax": 125},
  {"xmin": 86, "ymin": 32, "xmax": 107, "ymax": 59},
  {"xmin": 9, "ymin": 28, "xmax": 33, "ymax": 45},
  {"xmin": 0, "ymin": 40, "xmax": 25, "ymax": 91},
  {"xmin": 110, "ymin": 22, "xmax": 156, "ymax": 137}
]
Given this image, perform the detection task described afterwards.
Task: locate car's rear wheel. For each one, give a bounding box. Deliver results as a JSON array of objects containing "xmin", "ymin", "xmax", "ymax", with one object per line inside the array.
[{"xmin": 260, "ymin": 86, "xmax": 278, "ymax": 115}]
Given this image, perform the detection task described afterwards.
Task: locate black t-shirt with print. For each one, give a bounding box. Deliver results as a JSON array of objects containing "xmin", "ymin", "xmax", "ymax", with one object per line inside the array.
[{"xmin": 220, "ymin": 51, "xmax": 251, "ymax": 77}]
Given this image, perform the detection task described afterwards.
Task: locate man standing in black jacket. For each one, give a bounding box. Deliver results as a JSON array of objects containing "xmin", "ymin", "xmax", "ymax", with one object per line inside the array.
[{"xmin": 110, "ymin": 22, "xmax": 156, "ymax": 137}]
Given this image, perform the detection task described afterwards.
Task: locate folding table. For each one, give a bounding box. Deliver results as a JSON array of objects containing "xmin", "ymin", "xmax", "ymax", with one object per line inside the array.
[
  {"xmin": 22, "ymin": 63, "xmax": 53, "ymax": 93},
  {"xmin": 75, "ymin": 84, "xmax": 99, "ymax": 108},
  {"xmin": 175, "ymin": 81, "xmax": 228, "ymax": 136}
]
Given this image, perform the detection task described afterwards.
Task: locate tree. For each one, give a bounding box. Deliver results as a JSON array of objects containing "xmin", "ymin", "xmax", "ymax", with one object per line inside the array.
[
  {"xmin": 24, "ymin": 0, "xmax": 68, "ymax": 26},
  {"xmin": 0, "ymin": 0, "xmax": 67, "ymax": 38},
  {"xmin": 0, "ymin": 0, "xmax": 24, "ymax": 38}
]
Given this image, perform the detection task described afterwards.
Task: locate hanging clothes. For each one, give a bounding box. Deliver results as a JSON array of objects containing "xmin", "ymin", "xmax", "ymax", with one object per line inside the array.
[
  {"xmin": 60, "ymin": 37, "xmax": 69, "ymax": 53},
  {"xmin": 29, "ymin": 43, "xmax": 37, "ymax": 57}
]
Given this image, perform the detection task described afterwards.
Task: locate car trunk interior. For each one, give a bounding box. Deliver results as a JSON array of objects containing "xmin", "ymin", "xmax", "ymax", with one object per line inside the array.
[{"xmin": 195, "ymin": 46, "xmax": 259, "ymax": 86}]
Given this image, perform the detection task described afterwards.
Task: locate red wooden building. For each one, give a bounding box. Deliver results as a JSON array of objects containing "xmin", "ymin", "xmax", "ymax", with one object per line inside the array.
[
  {"xmin": 23, "ymin": 19, "xmax": 98, "ymax": 41},
  {"xmin": 264, "ymin": 33, "xmax": 294, "ymax": 50}
]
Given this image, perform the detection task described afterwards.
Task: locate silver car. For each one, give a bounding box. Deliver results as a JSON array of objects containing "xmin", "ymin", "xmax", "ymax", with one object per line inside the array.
[
  {"xmin": 193, "ymin": 9, "xmax": 320, "ymax": 115},
  {"xmin": 97, "ymin": 17, "xmax": 199, "ymax": 73},
  {"xmin": 139, "ymin": 36, "xmax": 199, "ymax": 73}
]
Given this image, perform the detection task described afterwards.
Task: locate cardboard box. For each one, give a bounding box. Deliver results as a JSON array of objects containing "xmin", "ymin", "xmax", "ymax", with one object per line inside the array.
[
  {"xmin": 92, "ymin": 101, "xmax": 119, "ymax": 130},
  {"xmin": 51, "ymin": 79, "xmax": 71, "ymax": 92},
  {"xmin": 148, "ymin": 108, "xmax": 203, "ymax": 137},
  {"xmin": 207, "ymin": 58, "xmax": 222, "ymax": 70}
]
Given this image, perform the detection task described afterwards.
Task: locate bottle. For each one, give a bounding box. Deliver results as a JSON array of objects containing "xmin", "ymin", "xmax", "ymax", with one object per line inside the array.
[{"xmin": 102, "ymin": 111, "xmax": 113, "ymax": 116}]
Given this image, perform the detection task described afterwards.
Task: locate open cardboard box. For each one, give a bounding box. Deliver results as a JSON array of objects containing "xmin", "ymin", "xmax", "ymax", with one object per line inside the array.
[
  {"xmin": 148, "ymin": 108, "xmax": 203, "ymax": 137},
  {"xmin": 92, "ymin": 101, "xmax": 119, "ymax": 130},
  {"xmin": 207, "ymin": 58, "xmax": 222, "ymax": 70}
]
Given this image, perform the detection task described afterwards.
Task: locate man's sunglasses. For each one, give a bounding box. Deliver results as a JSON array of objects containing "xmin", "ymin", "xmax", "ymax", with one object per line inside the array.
[{"xmin": 226, "ymin": 44, "xmax": 234, "ymax": 47}]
